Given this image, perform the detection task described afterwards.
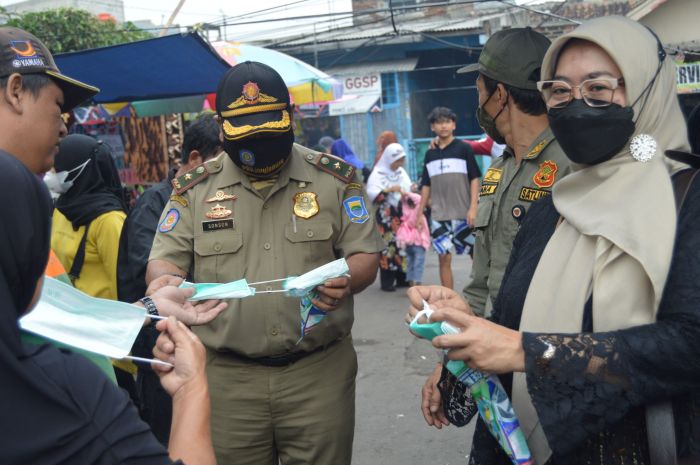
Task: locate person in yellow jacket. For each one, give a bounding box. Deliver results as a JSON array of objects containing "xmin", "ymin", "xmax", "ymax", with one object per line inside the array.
[{"xmin": 49, "ymin": 134, "xmax": 134, "ymax": 395}]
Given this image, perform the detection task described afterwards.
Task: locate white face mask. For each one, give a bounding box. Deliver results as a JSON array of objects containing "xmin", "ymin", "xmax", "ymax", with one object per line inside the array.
[
  {"xmin": 284, "ymin": 258, "xmax": 350, "ymax": 297},
  {"xmin": 19, "ymin": 277, "xmax": 149, "ymax": 359},
  {"xmin": 43, "ymin": 159, "xmax": 91, "ymax": 195}
]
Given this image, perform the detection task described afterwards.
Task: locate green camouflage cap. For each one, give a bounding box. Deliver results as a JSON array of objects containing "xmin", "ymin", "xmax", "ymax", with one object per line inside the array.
[{"xmin": 458, "ymin": 27, "xmax": 551, "ymax": 90}]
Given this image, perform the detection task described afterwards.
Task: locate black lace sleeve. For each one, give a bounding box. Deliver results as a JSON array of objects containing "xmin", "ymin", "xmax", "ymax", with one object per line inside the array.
[{"xmin": 522, "ymin": 177, "xmax": 700, "ymax": 456}]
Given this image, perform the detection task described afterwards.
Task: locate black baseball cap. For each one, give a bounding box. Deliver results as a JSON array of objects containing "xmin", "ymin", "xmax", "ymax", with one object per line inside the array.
[
  {"xmin": 216, "ymin": 61, "xmax": 291, "ymax": 141},
  {"xmin": 458, "ymin": 27, "xmax": 551, "ymax": 90},
  {"xmin": 0, "ymin": 27, "xmax": 99, "ymax": 111}
]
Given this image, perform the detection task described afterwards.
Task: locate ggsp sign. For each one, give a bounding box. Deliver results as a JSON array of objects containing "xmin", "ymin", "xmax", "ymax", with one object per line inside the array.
[{"xmin": 342, "ymin": 73, "xmax": 381, "ymax": 95}]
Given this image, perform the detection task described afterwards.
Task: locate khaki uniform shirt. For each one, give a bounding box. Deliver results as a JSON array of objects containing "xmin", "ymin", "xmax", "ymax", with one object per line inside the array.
[
  {"xmin": 149, "ymin": 144, "xmax": 384, "ymax": 357},
  {"xmin": 464, "ymin": 127, "xmax": 571, "ymax": 316}
]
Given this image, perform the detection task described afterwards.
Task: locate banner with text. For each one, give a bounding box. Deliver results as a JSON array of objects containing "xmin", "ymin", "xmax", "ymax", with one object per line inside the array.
[{"xmin": 677, "ymin": 61, "xmax": 700, "ymax": 94}]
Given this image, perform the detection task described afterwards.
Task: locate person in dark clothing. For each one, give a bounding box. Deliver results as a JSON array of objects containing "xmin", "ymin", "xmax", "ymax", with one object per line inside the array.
[
  {"xmin": 405, "ymin": 17, "xmax": 700, "ymax": 465},
  {"xmin": 118, "ymin": 114, "xmax": 221, "ymax": 444},
  {"xmin": 0, "ymin": 151, "xmax": 218, "ymax": 465}
]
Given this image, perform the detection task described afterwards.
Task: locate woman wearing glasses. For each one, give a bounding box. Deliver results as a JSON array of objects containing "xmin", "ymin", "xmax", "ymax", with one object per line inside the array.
[{"xmin": 406, "ymin": 16, "xmax": 700, "ymax": 464}]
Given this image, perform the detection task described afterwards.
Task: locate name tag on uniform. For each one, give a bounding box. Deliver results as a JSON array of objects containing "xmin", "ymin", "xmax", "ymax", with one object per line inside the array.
[{"xmin": 202, "ymin": 219, "xmax": 234, "ymax": 232}]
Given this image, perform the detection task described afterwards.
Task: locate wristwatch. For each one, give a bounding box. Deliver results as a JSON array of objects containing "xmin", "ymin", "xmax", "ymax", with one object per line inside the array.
[{"xmin": 139, "ymin": 296, "xmax": 159, "ymax": 318}]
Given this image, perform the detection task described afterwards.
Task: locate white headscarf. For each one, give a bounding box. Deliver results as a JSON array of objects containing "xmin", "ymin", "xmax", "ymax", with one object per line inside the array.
[
  {"xmin": 512, "ymin": 16, "xmax": 691, "ymax": 463},
  {"xmin": 366, "ymin": 143, "xmax": 412, "ymax": 207}
]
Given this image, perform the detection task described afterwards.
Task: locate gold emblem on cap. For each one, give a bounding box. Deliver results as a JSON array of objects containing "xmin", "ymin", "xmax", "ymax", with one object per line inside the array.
[
  {"xmin": 206, "ymin": 190, "xmax": 237, "ymax": 203},
  {"xmin": 243, "ymin": 81, "xmax": 260, "ymax": 103},
  {"xmin": 205, "ymin": 204, "xmax": 232, "ymax": 219},
  {"xmin": 293, "ymin": 192, "xmax": 319, "ymax": 219},
  {"xmin": 225, "ymin": 81, "xmax": 280, "ymax": 111}
]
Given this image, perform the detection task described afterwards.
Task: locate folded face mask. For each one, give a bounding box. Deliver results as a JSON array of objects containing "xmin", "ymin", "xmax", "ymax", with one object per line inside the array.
[
  {"xmin": 19, "ymin": 277, "xmax": 147, "ymax": 359},
  {"xmin": 408, "ymin": 300, "xmax": 461, "ymax": 340},
  {"xmin": 180, "ymin": 279, "xmax": 255, "ymax": 301},
  {"xmin": 284, "ymin": 258, "xmax": 349, "ymax": 297}
]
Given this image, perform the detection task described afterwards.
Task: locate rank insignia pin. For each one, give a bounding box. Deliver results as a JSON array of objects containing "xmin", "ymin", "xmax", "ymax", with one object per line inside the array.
[
  {"xmin": 206, "ymin": 190, "xmax": 237, "ymax": 203},
  {"xmin": 205, "ymin": 204, "xmax": 232, "ymax": 219}
]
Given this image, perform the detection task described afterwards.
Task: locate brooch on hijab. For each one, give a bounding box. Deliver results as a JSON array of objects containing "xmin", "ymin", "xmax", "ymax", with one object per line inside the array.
[{"xmin": 630, "ymin": 134, "xmax": 657, "ymax": 163}]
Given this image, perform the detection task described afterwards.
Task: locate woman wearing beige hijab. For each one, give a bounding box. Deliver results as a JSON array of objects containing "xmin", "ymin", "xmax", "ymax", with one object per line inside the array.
[{"xmin": 405, "ymin": 16, "xmax": 700, "ymax": 464}]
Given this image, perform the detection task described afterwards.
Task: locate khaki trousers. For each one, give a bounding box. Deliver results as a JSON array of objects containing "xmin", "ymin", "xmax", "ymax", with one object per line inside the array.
[{"xmin": 206, "ymin": 337, "xmax": 357, "ymax": 465}]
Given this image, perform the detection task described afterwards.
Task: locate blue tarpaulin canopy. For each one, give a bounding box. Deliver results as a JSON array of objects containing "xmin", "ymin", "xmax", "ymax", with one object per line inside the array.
[{"xmin": 54, "ymin": 33, "xmax": 231, "ymax": 104}]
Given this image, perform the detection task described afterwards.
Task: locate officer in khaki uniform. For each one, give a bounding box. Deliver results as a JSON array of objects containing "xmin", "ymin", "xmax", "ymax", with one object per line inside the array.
[
  {"xmin": 457, "ymin": 28, "xmax": 571, "ymax": 317},
  {"xmin": 146, "ymin": 62, "xmax": 382, "ymax": 465},
  {"xmin": 415, "ymin": 29, "xmax": 572, "ymax": 429},
  {"xmin": 466, "ymin": 126, "xmax": 570, "ymax": 315}
]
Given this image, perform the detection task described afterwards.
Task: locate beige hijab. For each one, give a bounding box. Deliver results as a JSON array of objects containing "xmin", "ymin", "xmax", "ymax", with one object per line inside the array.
[{"xmin": 512, "ymin": 16, "xmax": 691, "ymax": 463}]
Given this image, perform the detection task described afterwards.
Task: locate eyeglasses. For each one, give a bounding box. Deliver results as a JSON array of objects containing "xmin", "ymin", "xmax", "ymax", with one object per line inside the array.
[{"xmin": 536, "ymin": 77, "xmax": 625, "ymax": 108}]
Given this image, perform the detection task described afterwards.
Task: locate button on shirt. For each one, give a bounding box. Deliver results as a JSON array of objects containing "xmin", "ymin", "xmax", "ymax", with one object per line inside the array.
[{"xmin": 149, "ymin": 144, "xmax": 384, "ymax": 357}]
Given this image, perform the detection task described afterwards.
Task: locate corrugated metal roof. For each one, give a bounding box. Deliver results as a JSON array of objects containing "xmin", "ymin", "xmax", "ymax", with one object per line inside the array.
[
  {"xmin": 278, "ymin": 13, "xmax": 494, "ymax": 47},
  {"xmin": 325, "ymin": 58, "xmax": 418, "ymax": 76}
]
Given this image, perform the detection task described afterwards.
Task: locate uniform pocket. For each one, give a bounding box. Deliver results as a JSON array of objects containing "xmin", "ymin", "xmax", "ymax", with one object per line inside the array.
[
  {"xmin": 284, "ymin": 221, "xmax": 333, "ymax": 243},
  {"xmin": 473, "ymin": 196, "xmax": 494, "ymax": 230},
  {"xmin": 194, "ymin": 233, "xmax": 244, "ymax": 281},
  {"xmin": 284, "ymin": 221, "xmax": 335, "ymax": 272}
]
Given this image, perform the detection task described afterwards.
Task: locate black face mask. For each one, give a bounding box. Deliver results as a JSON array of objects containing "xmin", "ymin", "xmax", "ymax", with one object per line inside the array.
[
  {"xmin": 224, "ymin": 130, "xmax": 295, "ymax": 178},
  {"xmin": 548, "ymin": 99, "xmax": 635, "ymax": 165},
  {"xmin": 475, "ymin": 91, "xmax": 507, "ymax": 145}
]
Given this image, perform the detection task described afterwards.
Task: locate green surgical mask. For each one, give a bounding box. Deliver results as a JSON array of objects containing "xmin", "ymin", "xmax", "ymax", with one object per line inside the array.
[
  {"xmin": 180, "ymin": 279, "xmax": 255, "ymax": 300},
  {"xmin": 475, "ymin": 91, "xmax": 507, "ymax": 145},
  {"xmin": 20, "ymin": 277, "xmax": 148, "ymax": 360}
]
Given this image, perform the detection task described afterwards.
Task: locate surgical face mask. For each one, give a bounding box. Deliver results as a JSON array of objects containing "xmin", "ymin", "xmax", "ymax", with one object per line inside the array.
[
  {"xmin": 43, "ymin": 159, "xmax": 91, "ymax": 195},
  {"xmin": 284, "ymin": 258, "xmax": 350, "ymax": 297},
  {"xmin": 548, "ymin": 99, "xmax": 635, "ymax": 165},
  {"xmin": 180, "ymin": 279, "xmax": 255, "ymax": 300},
  {"xmin": 19, "ymin": 277, "xmax": 148, "ymax": 360},
  {"xmin": 475, "ymin": 91, "xmax": 507, "ymax": 145}
]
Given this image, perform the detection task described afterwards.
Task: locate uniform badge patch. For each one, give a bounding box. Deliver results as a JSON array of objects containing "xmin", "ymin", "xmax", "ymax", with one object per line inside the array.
[
  {"xmin": 533, "ymin": 160, "xmax": 558, "ymax": 188},
  {"xmin": 158, "ymin": 209, "xmax": 180, "ymax": 233},
  {"xmin": 480, "ymin": 184, "xmax": 498, "ymax": 196},
  {"xmin": 343, "ymin": 196, "xmax": 370, "ymax": 224},
  {"xmin": 483, "ymin": 167, "xmax": 502, "ymax": 184},
  {"xmin": 205, "ymin": 204, "xmax": 232, "ymax": 219},
  {"xmin": 344, "ymin": 182, "xmax": 363, "ymax": 192},
  {"xmin": 202, "ymin": 219, "xmax": 234, "ymax": 232},
  {"xmin": 239, "ymin": 149, "xmax": 255, "ymax": 166},
  {"xmin": 170, "ymin": 194, "xmax": 188, "ymax": 207},
  {"xmin": 518, "ymin": 187, "xmax": 551, "ymax": 202},
  {"xmin": 293, "ymin": 192, "xmax": 320, "ymax": 219}
]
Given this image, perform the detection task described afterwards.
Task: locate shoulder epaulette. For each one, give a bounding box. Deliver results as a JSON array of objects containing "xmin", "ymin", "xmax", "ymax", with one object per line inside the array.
[
  {"xmin": 172, "ymin": 164, "xmax": 209, "ymax": 194},
  {"xmin": 302, "ymin": 151, "xmax": 356, "ymax": 184}
]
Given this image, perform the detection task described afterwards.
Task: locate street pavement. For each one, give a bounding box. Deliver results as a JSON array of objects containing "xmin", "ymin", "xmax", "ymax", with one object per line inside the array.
[{"xmin": 351, "ymin": 251, "xmax": 476, "ymax": 465}]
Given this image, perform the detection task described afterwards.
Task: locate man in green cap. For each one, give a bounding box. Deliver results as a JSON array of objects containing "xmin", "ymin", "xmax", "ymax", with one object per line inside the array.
[{"xmin": 418, "ymin": 27, "xmax": 572, "ymax": 429}]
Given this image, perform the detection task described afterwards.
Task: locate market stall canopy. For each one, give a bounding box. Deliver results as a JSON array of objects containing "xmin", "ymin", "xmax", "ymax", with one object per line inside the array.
[{"xmin": 54, "ymin": 33, "xmax": 231, "ymax": 104}]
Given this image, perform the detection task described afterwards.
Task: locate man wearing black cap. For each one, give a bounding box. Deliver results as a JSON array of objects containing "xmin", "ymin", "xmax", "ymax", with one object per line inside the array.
[
  {"xmin": 0, "ymin": 26, "xmax": 98, "ymax": 174},
  {"xmin": 417, "ymin": 27, "xmax": 571, "ymax": 430},
  {"xmin": 147, "ymin": 61, "xmax": 383, "ymax": 464}
]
